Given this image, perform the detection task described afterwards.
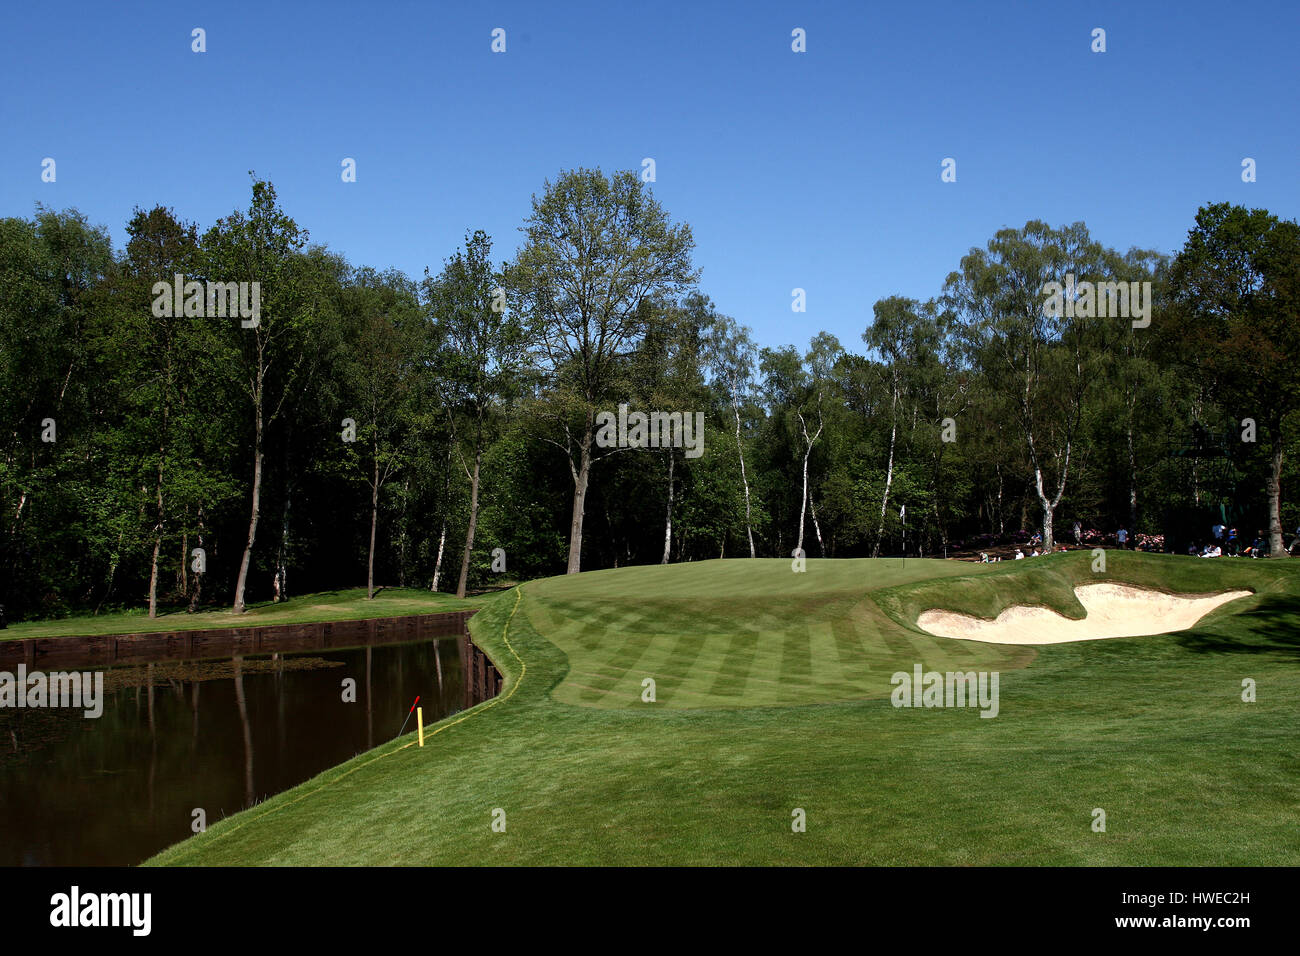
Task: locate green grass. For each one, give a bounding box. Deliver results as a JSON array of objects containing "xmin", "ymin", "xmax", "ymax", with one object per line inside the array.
[
  {"xmin": 3, "ymin": 587, "xmax": 483, "ymax": 640},
  {"xmin": 147, "ymin": 553, "xmax": 1300, "ymax": 866}
]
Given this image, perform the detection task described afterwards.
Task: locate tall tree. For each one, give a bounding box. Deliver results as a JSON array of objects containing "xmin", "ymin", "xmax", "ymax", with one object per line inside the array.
[
  {"xmin": 945, "ymin": 221, "xmax": 1110, "ymax": 549},
  {"xmin": 426, "ymin": 230, "xmax": 530, "ymax": 598},
  {"xmin": 509, "ymin": 168, "xmax": 696, "ymax": 573},
  {"xmin": 1168, "ymin": 203, "xmax": 1300, "ymax": 556},
  {"xmin": 114, "ymin": 207, "xmax": 203, "ymax": 616},
  {"xmin": 339, "ymin": 268, "xmax": 423, "ymax": 599},
  {"xmin": 705, "ymin": 310, "xmax": 760, "ymax": 557},
  {"xmin": 203, "ymin": 179, "xmax": 313, "ymax": 613}
]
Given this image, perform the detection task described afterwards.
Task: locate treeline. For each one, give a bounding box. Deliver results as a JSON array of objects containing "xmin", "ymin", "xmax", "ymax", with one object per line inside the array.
[{"xmin": 2, "ymin": 169, "xmax": 1298, "ymax": 622}]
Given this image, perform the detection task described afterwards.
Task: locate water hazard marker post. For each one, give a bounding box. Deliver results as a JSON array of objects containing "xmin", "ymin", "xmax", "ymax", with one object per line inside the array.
[
  {"xmin": 417, "ymin": 707, "xmax": 424, "ymax": 747},
  {"xmin": 397, "ymin": 695, "xmax": 421, "ymax": 740}
]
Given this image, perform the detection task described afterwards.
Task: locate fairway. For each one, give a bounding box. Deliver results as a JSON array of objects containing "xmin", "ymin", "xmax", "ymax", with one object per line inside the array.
[{"xmin": 148, "ymin": 552, "xmax": 1300, "ymax": 867}]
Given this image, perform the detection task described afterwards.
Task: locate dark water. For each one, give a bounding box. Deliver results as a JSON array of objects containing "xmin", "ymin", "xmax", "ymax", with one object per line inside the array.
[{"xmin": 0, "ymin": 637, "xmax": 464, "ymax": 866}]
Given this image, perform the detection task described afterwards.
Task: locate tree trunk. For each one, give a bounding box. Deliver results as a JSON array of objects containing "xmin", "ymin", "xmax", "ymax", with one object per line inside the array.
[
  {"xmin": 796, "ymin": 410, "xmax": 823, "ymax": 557},
  {"xmin": 367, "ymin": 448, "xmax": 379, "ymax": 599},
  {"xmin": 147, "ymin": 454, "xmax": 164, "ymax": 619},
  {"xmin": 431, "ymin": 443, "xmax": 452, "ymax": 591},
  {"xmin": 179, "ymin": 527, "xmax": 188, "ymax": 598},
  {"xmin": 932, "ymin": 497, "xmax": 949, "ymax": 558},
  {"xmin": 188, "ymin": 506, "xmax": 205, "ymax": 613},
  {"xmin": 274, "ymin": 484, "xmax": 291, "ymax": 603},
  {"xmin": 565, "ymin": 424, "xmax": 593, "ymax": 574},
  {"xmin": 661, "ymin": 450, "xmax": 675, "ymax": 564},
  {"xmin": 432, "ymin": 523, "xmax": 447, "ymax": 591},
  {"xmin": 733, "ymin": 400, "xmax": 756, "ymax": 558},
  {"xmin": 456, "ymin": 447, "xmax": 482, "ymax": 599},
  {"xmin": 809, "ymin": 494, "xmax": 825, "ymax": 556},
  {"xmin": 275, "ymin": 476, "xmax": 293, "ymax": 598},
  {"xmin": 995, "ymin": 463, "xmax": 1004, "ymax": 535},
  {"xmin": 147, "ymin": 397, "xmax": 169, "ymax": 616},
  {"xmin": 1267, "ymin": 429, "xmax": 1284, "ymax": 556},
  {"xmin": 233, "ymin": 405, "xmax": 263, "ymax": 615},
  {"xmin": 1033, "ymin": 461, "xmax": 1064, "ymax": 552},
  {"xmin": 872, "ymin": 408, "xmax": 898, "ymax": 557},
  {"xmin": 1127, "ymin": 401, "xmax": 1139, "ymax": 534},
  {"xmin": 796, "ymin": 441, "xmax": 811, "ymax": 556},
  {"xmin": 398, "ymin": 477, "xmax": 409, "ymax": 588}
]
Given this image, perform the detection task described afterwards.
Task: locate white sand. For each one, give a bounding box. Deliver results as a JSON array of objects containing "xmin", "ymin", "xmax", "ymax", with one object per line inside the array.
[{"xmin": 916, "ymin": 583, "xmax": 1253, "ymax": 644}]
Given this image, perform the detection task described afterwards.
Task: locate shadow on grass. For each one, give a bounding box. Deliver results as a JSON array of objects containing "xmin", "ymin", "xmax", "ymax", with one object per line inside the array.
[{"xmin": 1174, "ymin": 593, "xmax": 1300, "ymax": 658}]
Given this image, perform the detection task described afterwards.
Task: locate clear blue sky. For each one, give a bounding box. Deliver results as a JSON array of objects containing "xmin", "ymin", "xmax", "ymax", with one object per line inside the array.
[{"xmin": 2, "ymin": 0, "xmax": 1296, "ymax": 351}]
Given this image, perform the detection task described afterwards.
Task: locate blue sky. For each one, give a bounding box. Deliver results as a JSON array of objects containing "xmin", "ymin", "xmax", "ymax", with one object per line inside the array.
[{"xmin": 2, "ymin": 0, "xmax": 1296, "ymax": 351}]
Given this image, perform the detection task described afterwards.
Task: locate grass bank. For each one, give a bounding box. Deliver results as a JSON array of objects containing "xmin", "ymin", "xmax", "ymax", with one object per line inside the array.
[
  {"xmin": 148, "ymin": 553, "xmax": 1300, "ymax": 866},
  {"xmin": 2, "ymin": 587, "xmax": 484, "ymax": 641}
]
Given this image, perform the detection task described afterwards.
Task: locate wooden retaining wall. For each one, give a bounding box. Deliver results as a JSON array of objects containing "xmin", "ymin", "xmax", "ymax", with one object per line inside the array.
[
  {"xmin": 461, "ymin": 628, "xmax": 504, "ymax": 710},
  {"xmin": 0, "ymin": 609, "xmax": 480, "ymax": 671}
]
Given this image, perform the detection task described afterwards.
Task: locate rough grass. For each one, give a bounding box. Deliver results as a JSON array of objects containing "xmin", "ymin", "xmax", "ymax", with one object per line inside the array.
[
  {"xmin": 147, "ymin": 553, "xmax": 1300, "ymax": 866},
  {"xmin": 2, "ymin": 587, "xmax": 482, "ymax": 640}
]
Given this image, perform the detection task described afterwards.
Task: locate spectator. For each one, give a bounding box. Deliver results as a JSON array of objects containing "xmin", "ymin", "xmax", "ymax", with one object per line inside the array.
[
  {"xmin": 1117, "ymin": 527, "xmax": 1128, "ymax": 549},
  {"xmin": 1072, "ymin": 520, "xmax": 1082, "ymax": 544},
  {"xmin": 1227, "ymin": 528, "xmax": 1239, "ymax": 555},
  {"xmin": 1212, "ymin": 522, "xmax": 1225, "ymax": 542},
  {"xmin": 1014, "ymin": 549, "xmax": 1024, "ymax": 560}
]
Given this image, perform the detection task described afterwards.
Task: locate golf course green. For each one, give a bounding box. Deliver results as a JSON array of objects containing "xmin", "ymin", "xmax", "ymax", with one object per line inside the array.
[{"xmin": 147, "ymin": 552, "xmax": 1300, "ymax": 866}]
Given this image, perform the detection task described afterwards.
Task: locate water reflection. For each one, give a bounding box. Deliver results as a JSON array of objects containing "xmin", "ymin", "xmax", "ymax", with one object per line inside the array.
[{"xmin": 0, "ymin": 637, "xmax": 465, "ymax": 866}]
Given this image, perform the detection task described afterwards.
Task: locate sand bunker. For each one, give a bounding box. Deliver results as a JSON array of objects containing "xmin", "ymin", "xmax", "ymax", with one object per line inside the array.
[{"xmin": 917, "ymin": 583, "xmax": 1252, "ymax": 644}]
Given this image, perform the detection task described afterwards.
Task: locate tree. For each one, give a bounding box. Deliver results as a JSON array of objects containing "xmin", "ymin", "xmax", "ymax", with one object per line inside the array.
[
  {"xmin": 1, "ymin": 208, "xmax": 116, "ymax": 617},
  {"xmin": 1168, "ymin": 203, "xmax": 1300, "ymax": 556},
  {"xmin": 339, "ymin": 268, "xmax": 423, "ymax": 599},
  {"xmin": 705, "ymin": 310, "xmax": 760, "ymax": 557},
  {"xmin": 863, "ymin": 297, "xmax": 931, "ymax": 556},
  {"xmin": 509, "ymin": 168, "xmax": 696, "ymax": 573},
  {"xmin": 113, "ymin": 206, "xmax": 204, "ymax": 617},
  {"xmin": 203, "ymin": 178, "xmax": 314, "ymax": 613},
  {"xmin": 425, "ymin": 230, "xmax": 530, "ymax": 598},
  {"xmin": 760, "ymin": 335, "xmax": 841, "ymax": 558},
  {"xmin": 945, "ymin": 221, "xmax": 1110, "ymax": 549}
]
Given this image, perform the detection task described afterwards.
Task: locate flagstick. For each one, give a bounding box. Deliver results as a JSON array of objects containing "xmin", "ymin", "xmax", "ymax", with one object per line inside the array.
[{"xmin": 396, "ymin": 695, "xmax": 421, "ymax": 739}]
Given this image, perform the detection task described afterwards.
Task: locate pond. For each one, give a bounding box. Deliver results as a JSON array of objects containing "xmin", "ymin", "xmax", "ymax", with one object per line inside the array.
[{"xmin": 0, "ymin": 632, "xmax": 467, "ymax": 866}]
